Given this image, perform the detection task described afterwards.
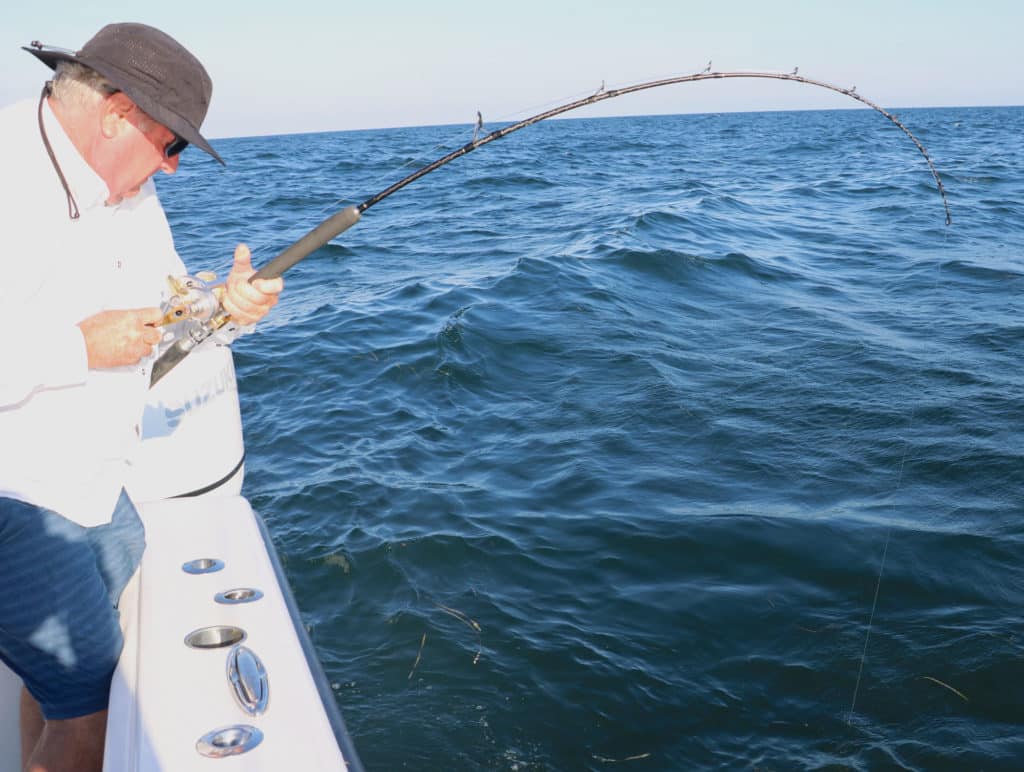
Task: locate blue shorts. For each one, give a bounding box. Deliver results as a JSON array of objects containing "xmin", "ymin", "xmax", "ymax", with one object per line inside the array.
[{"xmin": 0, "ymin": 490, "xmax": 145, "ymax": 719}]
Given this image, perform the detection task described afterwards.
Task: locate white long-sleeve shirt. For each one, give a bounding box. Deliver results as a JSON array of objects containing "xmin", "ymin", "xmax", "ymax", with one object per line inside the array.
[{"xmin": 0, "ymin": 95, "xmax": 187, "ymax": 526}]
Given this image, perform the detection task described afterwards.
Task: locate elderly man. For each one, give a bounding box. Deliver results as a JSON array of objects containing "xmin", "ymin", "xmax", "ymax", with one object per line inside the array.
[{"xmin": 0, "ymin": 23, "xmax": 282, "ymax": 771}]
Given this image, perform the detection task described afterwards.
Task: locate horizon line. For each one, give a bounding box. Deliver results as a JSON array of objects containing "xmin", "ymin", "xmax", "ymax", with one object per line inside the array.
[{"xmin": 210, "ymin": 102, "xmax": 1023, "ymax": 143}]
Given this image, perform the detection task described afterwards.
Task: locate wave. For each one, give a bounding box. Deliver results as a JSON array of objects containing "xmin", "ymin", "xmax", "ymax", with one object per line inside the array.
[{"xmin": 939, "ymin": 259, "xmax": 1024, "ymax": 282}]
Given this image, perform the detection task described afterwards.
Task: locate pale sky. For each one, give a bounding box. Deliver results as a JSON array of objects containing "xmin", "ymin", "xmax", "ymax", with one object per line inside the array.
[{"xmin": 2, "ymin": 1, "xmax": 1020, "ymax": 138}]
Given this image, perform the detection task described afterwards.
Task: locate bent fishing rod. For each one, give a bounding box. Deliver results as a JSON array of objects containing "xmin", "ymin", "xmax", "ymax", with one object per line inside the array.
[{"xmin": 150, "ymin": 68, "xmax": 953, "ymax": 386}]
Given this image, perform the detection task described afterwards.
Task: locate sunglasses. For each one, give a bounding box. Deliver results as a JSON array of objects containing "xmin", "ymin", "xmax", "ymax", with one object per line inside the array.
[
  {"xmin": 164, "ymin": 136, "xmax": 189, "ymax": 158},
  {"xmin": 123, "ymin": 104, "xmax": 188, "ymax": 159}
]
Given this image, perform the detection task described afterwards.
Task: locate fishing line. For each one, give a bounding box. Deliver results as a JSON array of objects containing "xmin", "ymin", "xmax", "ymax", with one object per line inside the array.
[
  {"xmin": 847, "ymin": 528, "xmax": 891, "ymax": 725},
  {"xmin": 152, "ymin": 67, "xmax": 953, "ymax": 385},
  {"xmin": 848, "ymin": 228, "xmax": 952, "ymax": 723},
  {"xmin": 847, "ymin": 407, "xmax": 914, "ymax": 724}
]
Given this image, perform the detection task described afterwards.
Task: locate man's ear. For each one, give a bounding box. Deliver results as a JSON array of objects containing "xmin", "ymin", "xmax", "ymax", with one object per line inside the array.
[{"xmin": 99, "ymin": 92, "xmax": 137, "ymax": 139}]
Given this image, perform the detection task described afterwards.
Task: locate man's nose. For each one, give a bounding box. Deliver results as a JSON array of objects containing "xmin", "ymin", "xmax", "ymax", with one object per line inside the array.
[{"xmin": 160, "ymin": 154, "xmax": 180, "ymax": 174}]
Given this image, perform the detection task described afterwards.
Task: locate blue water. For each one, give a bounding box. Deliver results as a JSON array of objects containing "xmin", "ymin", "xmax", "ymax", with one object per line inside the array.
[{"xmin": 158, "ymin": 104, "xmax": 1024, "ymax": 770}]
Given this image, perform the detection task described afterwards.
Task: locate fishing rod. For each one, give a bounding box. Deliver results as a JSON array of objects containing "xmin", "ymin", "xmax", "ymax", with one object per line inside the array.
[{"xmin": 150, "ymin": 68, "xmax": 953, "ymax": 386}]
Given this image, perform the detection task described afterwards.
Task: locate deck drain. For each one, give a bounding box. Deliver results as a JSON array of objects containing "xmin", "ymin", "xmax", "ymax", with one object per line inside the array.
[
  {"xmin": 215, "ymin": 587, "xmax": 264, "ymax": 605},
  {"xmin": 196, "ymin": 724, "xmax": 263, "ymax": 757},
  {"xmin": 182, "ymin": 558, "xmax": 224, "ymax": 574},
  {"xmin": 184, "ymin": 625, "xmax": 246, "ymax": 650}
]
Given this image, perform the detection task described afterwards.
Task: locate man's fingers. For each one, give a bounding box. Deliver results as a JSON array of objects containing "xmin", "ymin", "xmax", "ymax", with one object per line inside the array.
[
  {"xmin": 139, "ymin": 306, "xmax": 165, "ymax": 327},
  {"xmin": 223, "ymin": 276, "xmax": 282, "ymax": 323},
  {"xmin": 217, "ymin": 244, "xmax": 284, "ymax": 325},
  {"xmin": 234, "ymin": 279, "xmax": 280, "ymax": 306},
  {"xmin": 251, "ymin": 277, "xmax": 284, "ymax": 295},
  {"xmin": 135, "ymin": 308, "xmax": 165, "ymax": 357},
  {"xmin": 223, "ymin": 296, "xmax": 277, "ymax": 324},
  {"xmin": 78, "ymin": 307, "xmax": 170, "ymax": 369},
  {"xmin": 133, "ymin": 342, "xmax": 154, "ymax": 361}
]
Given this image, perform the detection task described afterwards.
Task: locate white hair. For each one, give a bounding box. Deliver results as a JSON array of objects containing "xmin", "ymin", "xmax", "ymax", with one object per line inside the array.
[{"xmin": 50, "ymin": 61, "xmax": 118, "ymax": 110}]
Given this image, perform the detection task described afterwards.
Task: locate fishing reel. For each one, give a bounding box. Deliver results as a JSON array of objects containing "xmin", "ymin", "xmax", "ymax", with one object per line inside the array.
[{"xmin": 157, "ymin": 272, "xmax": 223, "ymax": 350}]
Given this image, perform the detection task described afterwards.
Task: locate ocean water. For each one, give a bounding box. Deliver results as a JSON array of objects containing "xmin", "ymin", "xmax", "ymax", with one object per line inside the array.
[{"xmin": 157, "ymin": 104, "xmax": 1024, "ymax": 770}]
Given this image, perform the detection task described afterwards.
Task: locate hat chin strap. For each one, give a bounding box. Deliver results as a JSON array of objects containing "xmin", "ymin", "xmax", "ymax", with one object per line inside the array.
[{"xmin": 37, "ymin": 81, "xmax": 80, "ymax": 220}]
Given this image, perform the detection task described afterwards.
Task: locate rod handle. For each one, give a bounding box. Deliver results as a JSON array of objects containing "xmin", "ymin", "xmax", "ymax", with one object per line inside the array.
[{"xmin": 252, "ymin": 205, "xmax": 361, "ymax": 281}]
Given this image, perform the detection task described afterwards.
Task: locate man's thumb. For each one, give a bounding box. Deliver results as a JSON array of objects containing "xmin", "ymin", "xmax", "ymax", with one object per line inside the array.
[{"xmin": 233, "ymin": 243, "xmax": 253, "ymax": 272}]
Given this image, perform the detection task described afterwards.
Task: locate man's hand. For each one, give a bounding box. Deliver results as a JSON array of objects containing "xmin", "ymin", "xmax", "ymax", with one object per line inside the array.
[
  {"xmin": 78, "ymin": 308, "xmax": 163, "ymax": 369},
  {"xmin": 218, "ymin": 244, "xmax": 284, "ymax": 325}
]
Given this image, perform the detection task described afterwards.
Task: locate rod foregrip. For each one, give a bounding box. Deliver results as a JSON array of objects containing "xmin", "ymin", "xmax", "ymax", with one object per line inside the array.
[{"xmin": 252, "ymin": 205, "xmax": 361, "ymax": 281}]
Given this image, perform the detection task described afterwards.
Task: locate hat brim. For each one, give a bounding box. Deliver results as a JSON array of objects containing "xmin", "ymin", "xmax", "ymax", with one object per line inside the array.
[{"xmin": 24, "ymin": 45, "xmax": 225, "ymax": 165}]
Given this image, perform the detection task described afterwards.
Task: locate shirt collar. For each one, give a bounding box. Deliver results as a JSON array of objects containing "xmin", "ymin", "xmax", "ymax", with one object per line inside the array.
[{"xmin": 40, "ymin": 97, "xmax": 114, "ymax": 212}]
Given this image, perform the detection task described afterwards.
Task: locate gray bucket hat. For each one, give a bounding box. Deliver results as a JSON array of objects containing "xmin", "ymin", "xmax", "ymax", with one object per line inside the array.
[{"xmin": 24, "ymin": 23, "xmax": 225, "ymax": 165}]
